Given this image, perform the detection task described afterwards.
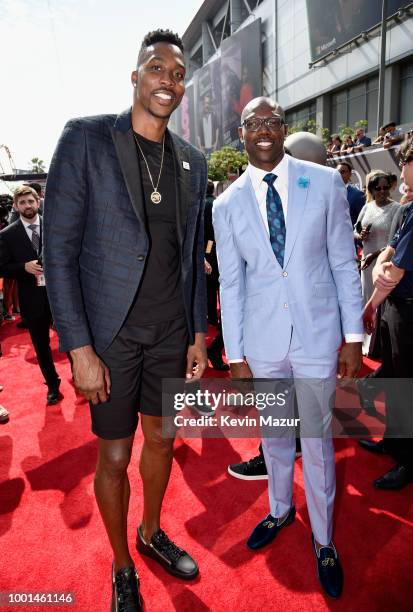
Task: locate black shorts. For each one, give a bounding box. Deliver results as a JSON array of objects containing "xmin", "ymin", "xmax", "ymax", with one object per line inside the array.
[{"xmin": 90, "ymin": 316, "xmax": 188, "ymax": 440}]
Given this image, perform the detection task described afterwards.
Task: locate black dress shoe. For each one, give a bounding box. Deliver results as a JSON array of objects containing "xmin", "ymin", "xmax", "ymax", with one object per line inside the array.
[
  {"xmin": 136, "ymin": 526, "xmax": 198, "ymax": 580},
  {"xmin": 0, "ymin": 404, "xmax": 10, "ymax": 424},
  {"xmin": 358, "ymin": 439, "xmax": 387, "ymax": 454},
  {"xmin": 111, "ymin": 564, "xmax": 141, "ymax": 612},
  {"xmin": 247, "ymin": 506, "xmax": 295, "ymax": 550},
  {"xmin": 356, "ymin": 379, "xmax": 378, "ymax": 415},
  {"xmin": 46, "ymin": 378, "xmax": 62, "ymax": 405},
  {"xmin": 228, "ymin": 453, "xmax": 268, "ymax": 480},
  {"xmin": 207, "ymin": 348, "xmax": 230, "ymax": 371},
  {"xmin": 47, "ymin": 388, "xmax": 63, "ymax": 405},
  {"xmin": 374, "ymin": 464, "xmax": 413, "ymax": 490},
  {"xmin": 312, "ymin": 534, "xmax": 343, "ymax": 598}
]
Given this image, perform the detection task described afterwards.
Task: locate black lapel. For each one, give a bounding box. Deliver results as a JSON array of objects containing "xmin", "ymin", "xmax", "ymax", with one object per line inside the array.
[
  {"xmin": 169, "ymin": 131, "xmax": 192, "ymax": 246},
  {"xmin": 16, "ymin": 220, "xmax": 38, "ymax": 258},
  {"xmin": 110, "ymin": 108, "xmax": 145, "ymax": 225}
]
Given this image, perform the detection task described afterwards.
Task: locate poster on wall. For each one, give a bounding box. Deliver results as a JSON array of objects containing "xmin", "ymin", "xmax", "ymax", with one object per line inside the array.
[
  {"xmin": 307, "ymin": 0, "xmax": 412, "ymax": 61},
  {"xmin": 193, "ymin": 57, "xmax": 222, "ymax": 157},
  {"xmin": 173, "ymin": 83, "xmax": 196, "ymax": 145},
  {"xmin": 220, "ymin": 19, "xmax": 262, "ymax": 147}
]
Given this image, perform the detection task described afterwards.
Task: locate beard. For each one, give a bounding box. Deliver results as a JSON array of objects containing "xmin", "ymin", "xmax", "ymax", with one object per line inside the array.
[{"xmin": 21, "ymin": 209, "xmax": 37, "ymax": 220}]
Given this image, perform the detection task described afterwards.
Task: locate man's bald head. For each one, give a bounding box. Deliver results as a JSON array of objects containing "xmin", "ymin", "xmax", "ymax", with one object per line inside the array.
[
  {"xmin": 241, "ymin": 97, "xmax": 285, "ymax": 123},
  {"xmin": 239, "ymin": 97, "xmax": 287, "ymax": 171}
]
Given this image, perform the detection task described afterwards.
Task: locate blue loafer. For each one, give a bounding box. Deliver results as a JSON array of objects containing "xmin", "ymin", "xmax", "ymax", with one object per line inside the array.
[
  {"xmin": 247, "ymin": 506, "xmax": 296, "ymax": 550},
  {"xmin": 312, "ymin": 533, "xmax": 343, "ymax": 598}
]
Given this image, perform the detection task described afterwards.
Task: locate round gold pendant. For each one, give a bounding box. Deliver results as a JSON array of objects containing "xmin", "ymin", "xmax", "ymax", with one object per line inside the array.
[{"xmin": 151, "ymin": 191, "xmax": 162, "ymax": 204}]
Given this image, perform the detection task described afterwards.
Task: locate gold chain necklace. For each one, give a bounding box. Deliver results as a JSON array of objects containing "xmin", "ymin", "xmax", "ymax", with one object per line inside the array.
[{"xmin": 133, "ymin": 133, "xmax": 165, "ymax": 204}]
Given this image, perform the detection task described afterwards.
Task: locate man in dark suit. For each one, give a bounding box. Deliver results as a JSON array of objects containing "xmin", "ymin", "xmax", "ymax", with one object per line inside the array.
[
  {"xmin": 43, "ymin": 29, "xmax": 207, "ymax": 611},
  {"xmin": 204, "ymin": 180, "xmax": 229, "ymax": 371},
  {"xmin": 0, "ymin": 186, "xmax": 61, "ymax": 404},
  {"xmin": 337, "ymin": 161, "xmax": 366, "ymax": 227}
]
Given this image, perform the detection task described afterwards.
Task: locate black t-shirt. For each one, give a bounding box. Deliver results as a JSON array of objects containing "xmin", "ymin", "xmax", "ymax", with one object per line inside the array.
[
  {"xmin": 126, "ymin": 132, "xmax": 184, "ymax": 325},
  {"xmin": 390, "ymin": 202, "xmax": 413, "ymax": 298}
]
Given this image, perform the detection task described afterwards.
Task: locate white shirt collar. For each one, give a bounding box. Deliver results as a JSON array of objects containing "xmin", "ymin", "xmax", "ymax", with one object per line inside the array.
[
  {"xmin": 247, "ymin": 153, "xmax": 290, "ymax": 191},
  {"xmin": 21, "ymin": 214, "xmax": 40, "ymax": 228}
]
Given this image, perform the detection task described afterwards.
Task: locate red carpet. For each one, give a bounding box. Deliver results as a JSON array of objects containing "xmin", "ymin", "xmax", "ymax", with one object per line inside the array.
[{"xmin": 0, "ymin": 320, "xmax": 412, "ymax": 611}]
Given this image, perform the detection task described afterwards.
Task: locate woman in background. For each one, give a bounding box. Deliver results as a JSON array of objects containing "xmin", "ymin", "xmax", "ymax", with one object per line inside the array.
[
  {"xmin": 355, "ymin": 172, "xmax": 400, "ymax": 355},
  {"xmin": 341, "ymin": 134, "xmax": 355, "ymax": 155}
]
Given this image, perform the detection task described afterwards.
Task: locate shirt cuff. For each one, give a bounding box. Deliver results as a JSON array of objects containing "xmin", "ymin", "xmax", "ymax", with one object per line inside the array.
[
  {"xmin": 344, "ymin": 334, "xmax": 364, "ymax": 343},
  {"xmin": 228, "ymin": 359, "xmax": 244, "ymax": 363}
]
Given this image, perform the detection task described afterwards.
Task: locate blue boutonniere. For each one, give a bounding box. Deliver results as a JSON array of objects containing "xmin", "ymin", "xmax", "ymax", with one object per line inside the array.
[{"xmin": 297, "ymin": 176, "xmax": 310, "ymax": 189}]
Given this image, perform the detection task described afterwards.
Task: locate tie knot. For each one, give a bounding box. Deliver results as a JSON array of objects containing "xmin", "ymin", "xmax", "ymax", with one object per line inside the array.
[
  {"xmin": 263, "ymin": 173, "xmax": 277, "ymax": 186},
  {"xmin": 28, "ymin": 224, "xmax": 38, "ymax": 231}
]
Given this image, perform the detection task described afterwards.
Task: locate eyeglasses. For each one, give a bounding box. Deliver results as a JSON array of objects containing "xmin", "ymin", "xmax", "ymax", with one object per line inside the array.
[
  {"xmin": 242, "ymin": 117, "xmax": 284, "ymax": 132},
  {"xmin": 373, "ymin": 186, "xmax": 390, "ymax": 191}
]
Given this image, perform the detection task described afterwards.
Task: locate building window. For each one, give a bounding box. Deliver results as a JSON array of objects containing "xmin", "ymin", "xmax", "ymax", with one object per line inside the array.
[
  {"xmin": 367, "ymin": 76, "xmax": 378, "ymax": 131},
  {"xmin": 331, "ymin": 76, "xmax": 378, "ymax": 134},
  {"xmin": 187, "ymin": 46, "xmax": 203, "ymax": 80},
  {"xmin": 400, "ymin": 60, "xmax": 413, "ymax": 125},
  {"xmin": 212, "ymin": 15, "xmax": 231, "ymax": 47},
  {"xmin": 285, "ymin": 102, "xmax": 317, "ymax": 130}
]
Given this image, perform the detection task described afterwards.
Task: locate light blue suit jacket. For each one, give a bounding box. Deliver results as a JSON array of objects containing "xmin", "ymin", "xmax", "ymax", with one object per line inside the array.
[{"xmin": 212, "ymin": 155, "xmax": 364, "ymax": 362}]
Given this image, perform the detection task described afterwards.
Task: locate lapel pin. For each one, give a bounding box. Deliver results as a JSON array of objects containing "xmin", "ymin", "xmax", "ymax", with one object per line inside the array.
[
  {"xmin": 297, "ymin": 176, "xmax": 310, "ymax": 188},
  {"xmin": 182, "ymin": 161, "xmax": 190, "ymax": 170}
]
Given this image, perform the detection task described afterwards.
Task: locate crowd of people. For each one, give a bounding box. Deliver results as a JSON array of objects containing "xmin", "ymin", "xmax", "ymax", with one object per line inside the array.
[
  {"xmin": 0, "ymin": 27, "xmax": 412, "ymax": 612},
  {"xmin": 326, "ymin": 121, "xmax": 407, "ymax": 158}
]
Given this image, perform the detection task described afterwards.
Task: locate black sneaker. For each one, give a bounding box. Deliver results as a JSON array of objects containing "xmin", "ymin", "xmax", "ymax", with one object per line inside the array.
[
  {"xmin": 186, "ymin": 380, "xmax": 215, "ymax": 416},
  {"xmin": 111, "ymin": 564, "xmax": 141, "ymax": 612},
  {"xmin": 228, "ymin": 453, "xmax": 268, "ymax": 480},
  {"xmin": 136, "ymin": 526, "xmax": 198, "ymax": 580},
  {"xmin": 192, "ymin": 402, "xmax": 215, "ymax": 417}
]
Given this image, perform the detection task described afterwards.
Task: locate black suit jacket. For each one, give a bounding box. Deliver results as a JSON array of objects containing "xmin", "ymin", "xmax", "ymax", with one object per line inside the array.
[
  {"xmin": 347, "ymin": 184, "xmax": 366, "ymax": 228},
  {"xmin": 204, "ymin": 194, "xmax": 218, "ymax": 275},
  {"xmin": 43, "ymin": 108, "xmax": 208, "ymax": 354},
  {"xmin": 0, "ymin": 218, "xmax": 49, "ymax": 319}
]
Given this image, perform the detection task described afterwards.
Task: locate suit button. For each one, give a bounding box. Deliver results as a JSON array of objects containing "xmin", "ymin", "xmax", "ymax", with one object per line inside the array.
[
  {"xmin": 282, "ymin": 271, "xmax": 288, "ymax": 277},
  {"xmin": 137, "ymin": 255, "xmax": 145, "ymax": 262},
  {"xmin": 283, "ymin": 303, "xmax": 288, "ymax": 309}
]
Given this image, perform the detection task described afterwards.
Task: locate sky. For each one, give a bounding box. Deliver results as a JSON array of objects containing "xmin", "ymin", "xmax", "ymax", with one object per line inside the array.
[{"xmin": 0, "ymin": 0, "xmax": 203, "ymax": 172}]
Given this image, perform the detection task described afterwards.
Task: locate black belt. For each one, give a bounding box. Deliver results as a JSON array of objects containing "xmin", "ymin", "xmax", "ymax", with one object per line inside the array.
[{"xmin": 388, "ymin": 295, "xmax": 413, "ymax": 305}]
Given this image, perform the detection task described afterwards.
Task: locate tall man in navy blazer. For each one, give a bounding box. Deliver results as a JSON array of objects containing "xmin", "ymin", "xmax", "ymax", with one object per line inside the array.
[
  {"xmin": 213, "ymin": 98, "xmax": 364, "ymax": 598},
  {"xmin": 44, "ymin": 30, "xmax": 207, "ymax": 610}
]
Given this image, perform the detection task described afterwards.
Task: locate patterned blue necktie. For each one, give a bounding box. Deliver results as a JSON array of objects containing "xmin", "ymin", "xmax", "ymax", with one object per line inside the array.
[{"xmin": 263, "ymin": 173, "xmax": 286, "ymax": 267}]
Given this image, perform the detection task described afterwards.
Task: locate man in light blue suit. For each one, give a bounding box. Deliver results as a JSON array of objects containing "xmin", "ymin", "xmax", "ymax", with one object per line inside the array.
[{"xmin": 213, "ymin": 97, "xmax": 364, "ymax": 598}]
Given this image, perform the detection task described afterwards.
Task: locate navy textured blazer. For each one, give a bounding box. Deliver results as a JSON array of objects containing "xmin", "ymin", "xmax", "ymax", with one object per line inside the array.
[{"xmin": 43, "ymin": 108, "xmax": 208, "ymax": 354}]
